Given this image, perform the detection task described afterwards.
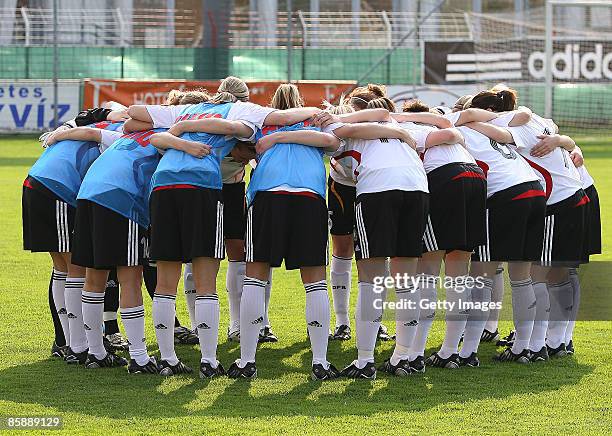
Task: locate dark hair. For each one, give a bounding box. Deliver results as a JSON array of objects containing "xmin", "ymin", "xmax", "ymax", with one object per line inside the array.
[
  {"xmin": 469, "ymin": 89, "xmax": 517, "ymax": 112},
  {"xmin": 402, "ymin": 99, "xmax": 430, "ymax": 113}
]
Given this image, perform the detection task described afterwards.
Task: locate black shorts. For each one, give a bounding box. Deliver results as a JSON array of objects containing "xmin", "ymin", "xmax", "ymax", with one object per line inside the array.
[
  {"xmin": 583, "ymin": 184, "xmax": 602, "ymax": 257},
  {"xmin": 246, "ymin": 191, "xmax": 328, "ymax": 270},
  {"xmin": 22, "ymin": 176, "xmax": 75, "ymax": 253},
  {"xmin": 222, "ymin": 182, "xmax": 246, "ymax": 240},
  {"xmin": 72, "ymin": 199, "xmax": 148, "ymax": 270},
  {"xmin": 327, "ymin": 176, "xmax": 356, "ymax": 236},
  {"xmin": 472, "ymin": 181, "xmax": 547, "ymax": 263},
  {"xmin": 355, "ymin": 190, "xmax": 429, "ymax": 260},
  {"xmin": 541, "ymin": 190, "xmax": 588, "ymax": 267},
  {"xmin": 149, "ymin": 187, "xmax": 224, "ymax": 262},
  {"xmin": 423, "ymin": 163, "xmax": 487, "ymax": 253}
]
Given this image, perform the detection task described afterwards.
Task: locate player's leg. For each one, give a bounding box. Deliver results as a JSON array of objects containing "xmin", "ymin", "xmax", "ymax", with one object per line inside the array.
[
  {"xmin": 49, "ymin": 252, "xmax": 69, "ymax": 356},
  {"xmin": 63, "ymin": 258, "xmax": 88, "ymax": 364},
  {"xmin": 153, "ymin": 261, "xmax": 190, "ymax": 375},
  {"xmin": 118, "ymin": 265, "xmax": 158, "ymax": 374},
  {"xmin": 528, "ymin": 264, "xmax": 551, "ymax": 362},
  {"xmin": 328, "ymin": 178, "xmax": 356, "ymax": 340},
  {"xmin": 192, "ymin": 256, "xmax": 224, "ymax": 379},
  {"xmin": 103, "ymin": 268, "xmax": 129, "ymax": 352},
  {"xmin": 259, "ymin": 268, "xmax": 277, "ymax": 343},
  {"xmin": 428, "ymin": 250, "xmax": 473, "ymax": 369},
  {"xmin": 483, "ymin": 264, "xmax": 504, "ymax": 342},
  {"xmin": 408, "ymin": 251, "xmax": 442, "ymax": 370}
]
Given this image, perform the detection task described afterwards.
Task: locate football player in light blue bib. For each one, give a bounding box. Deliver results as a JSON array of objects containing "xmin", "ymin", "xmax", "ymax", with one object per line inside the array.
[{"xmin": 127, "ymin": 76, "xmax": 321, "ymax": 379}]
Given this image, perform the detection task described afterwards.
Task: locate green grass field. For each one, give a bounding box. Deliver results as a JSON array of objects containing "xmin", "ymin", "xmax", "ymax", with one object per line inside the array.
[{"xmin": 0, "ymin": 136, "xmax": 610, "ymax": 435}]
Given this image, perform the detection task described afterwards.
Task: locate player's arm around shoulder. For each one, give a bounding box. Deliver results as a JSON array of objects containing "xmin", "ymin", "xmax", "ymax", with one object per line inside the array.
[
  {"xmin": 45, "ymin": 127, "xmax": 104, "ymax": 146},
  {"xmin": 168, "ymin": 118, "xmax": 253, "ymax": 139},
  {"xmin": 255, "ymin": 130, "xmax": 340, "ymax": 155},
  {"xmin": 149, "ymin": 132, "xmax": 211, "ymax": 159}
]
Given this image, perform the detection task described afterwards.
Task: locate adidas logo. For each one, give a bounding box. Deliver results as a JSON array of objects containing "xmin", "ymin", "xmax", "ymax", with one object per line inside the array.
[
  {"xmin": 251, "ymin": 316, "xmax": 263, "ymax": 325},
  {"xmin": 141, "ymin": 338, "xmax": 146, "ymax": 342},
  {"xmin": 106, "ymin": 280, "xmax": 117, "ymax": 288},
  {"xmin": 546, "ymin": 308, "xmax": 551, "ymax": 313},
  {"xmin": 197, "ymin": 322, "xmax": 210, "ymax": 330},
  {"xmin": 67, "ymin": 313, "xmax": 77, "ymax": 319},
  {"xmin": 308, "ymin": 320, "xmax": 322, "ymax": 328},
  {"xmin": 565, "ymin": 305, "xmax": 573, "ymax": 311},
  {"xmin": 404, "ymin": 320, "xmax": 418, "ymax": 327},
  {"xmin": 126, "ymin": 340, "xmax": 132, "ymax": 346},
  {"xmin": 528, "ymin": 301, "xmax": 537, "ymax": 310},
  {"xmin": 459, "ymin": 310, "xmax": 470, "ymax": 315},
  {"xmin": 155, "ymin": 323, "xmax": 167, "ymax": 330},
  {"xmin": 426, "ymin": 312, "xmax": 436, "ymax": 319},
  {"xmin": 83, "ymin": 324, "xmax": 91, "ymax": 331},
  {"xmin": 374, "ymin": 315, "xmax": 383, "ymax": 323},
  {"xmin": 58, "ymin": 308, "xmax": 67, "ymax": 315}
]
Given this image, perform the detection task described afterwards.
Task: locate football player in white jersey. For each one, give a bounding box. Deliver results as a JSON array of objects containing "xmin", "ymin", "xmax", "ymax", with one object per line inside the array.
[
  {"xmin": 441, "ymin": 93, "xmax": 545, "ymax": 366},
  {"xmin": 470, "ymin": 91, "xmax": 587, "ymax": 362}
]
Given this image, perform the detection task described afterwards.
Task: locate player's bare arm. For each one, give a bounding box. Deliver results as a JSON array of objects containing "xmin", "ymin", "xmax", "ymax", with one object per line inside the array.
[
  {"xmin": 149, "ymin": 132, "xmax": 211, "ymax": 158},
  {"xmin": 255, "ymin": 130, "xmax": 340, "ymax": 154},
  {"xmin": 126, "ymin": 105, "xmax": 154, "ymax": 123},
  {"xmin": 45, "ymin": 127, "xmax": 103, "ymax": 146},
  {"xmin": 263, "ymin": 107, "xmax": 321, "ymax": 126},
  {"xmin": 314, "ymin": 108, "xmax": 391, "ymax": 127},
  {"xmin": 123, "ymin": 118, "xmax": 154, "ymax": 132},
  {"xmin": 424, "ymin": 128, "xmax": 466, "ymax": 148},
  {"xmin": 530, "ymin": 134, "xmax": 576, "ymax": 157},
  {"xmin": 333, "ymin": 123, "xmax": 417, "ymax": 149},
  {"xmin": 391, "ymin": 112, "xmax": 453, "ymax": 128},
  {"xmin": 453, "ymin": 108, "xmax": 498, "ymax": 125},
  {"xmin": 507, "ymin": 107, "xmax": 532, "ymax": 127},
  {"xmin": 168, "ymin": 118, "xmax": 254, "ymax": 138},
  {"xmin": 465, "ymin": 121, "xmax": 514, "ymax": 144}
]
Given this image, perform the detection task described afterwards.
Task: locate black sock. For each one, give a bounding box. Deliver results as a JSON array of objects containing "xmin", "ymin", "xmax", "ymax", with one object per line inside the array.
[
  {"xmin": 49, "ymin": 272, "xmax": 66, "ymax": 346},
  {"xmin": 143, "ymin": 262, "xmax": 181, "ymax": 328},
  {"xmin": 103, "ymin": 268, "xmax": 120, "ymax": 335}
]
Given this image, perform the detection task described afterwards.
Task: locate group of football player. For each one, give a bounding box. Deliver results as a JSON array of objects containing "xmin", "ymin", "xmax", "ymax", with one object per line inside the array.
[{"xmin": 23, "ymin": 76, "xmax": 600, "ymax": 380}]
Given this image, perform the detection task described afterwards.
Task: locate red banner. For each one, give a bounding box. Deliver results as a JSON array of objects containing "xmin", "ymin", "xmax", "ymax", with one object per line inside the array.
[{"xmin": 83, "ymin": 79, "xmax": 356, "ymax": 109}]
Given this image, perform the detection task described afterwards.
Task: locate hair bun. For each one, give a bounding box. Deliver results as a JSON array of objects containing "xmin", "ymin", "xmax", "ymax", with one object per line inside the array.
[{"xmin": 367, "ymin": 83, "xmax": 386, "ymax": 97}]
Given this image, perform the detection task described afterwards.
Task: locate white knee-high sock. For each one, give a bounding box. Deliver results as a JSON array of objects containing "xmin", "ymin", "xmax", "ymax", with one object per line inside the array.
[
  {"xmin": 263, "ymin": 269, "xmax": 273, "ymax": 327},
  {"xmin": 392, "ymin": 283, "xmax": 421, "ymax": 365},
  {"xmin": 82, "ymin": 290, "xmax": 106, "ymax": 359},
  {"xmin": 52, "ymin": 269, "xmax": 69, "ymax": 345},
  {"xmin": 195, "ymin": 294, "xmax": 220, "ymax": 366},
  {"xmin": 330, "ymin": 255, "xmax": 352, "ymax": 327},
  {"xmin": 529, "ymin": 281, "xmax": 550, "ymax": 352},
  {"xmin": 439, "ymin": 277, "xmax": 472, "ymax": 359},
  {"xmin": 409, "ymin": 275, "xmax": 436, "ymax": 361},
  {"xmin": 355, "ymin": 282, "xmax": 382, "ymax": 368},
  {"xmin": 510, "ymin": 278, "xmax": 536, "ymax": 353},
  {"xmin": 565, "ymin": 268, "xmax": 580, "ymax": 344},
  {"xmin": 459, "ymin": 277, "xmax": 493, "ymax": 358},
  {"xmin": 485, "ymin": 266, "xmax": 505, "ymax": 332},
  {"xmin": 226, "ymin": 261, "xmax": 245, "ymax": 329},
  {"xmin": 65, "ymin": 277, "xmax": 87, "ymax": 353},
  {"xmin": 120, "ymin": 305, "xmax": 150, "ymax": 365},
  {"xmin": 239, "ymin": 277, "xmax": 266, "ymax": 365},
  {"xmin": 152, "ymin": 294, "xmax": 178, "ymax": 365},
  {"xmin": 305, "ymin": 280, "xmax": 331, "ymax": 367},
  {"xmin": 183, "ymin": 263, "xmax": 197, "ymax": 330},
  {"xmin": 546, "ymin": 280, "xmax": 573, "ymax": 349}
]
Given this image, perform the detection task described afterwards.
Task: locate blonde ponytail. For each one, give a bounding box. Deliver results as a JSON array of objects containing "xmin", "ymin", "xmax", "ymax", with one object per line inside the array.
[{"xmin": 210, "ymin": 76, "xmax": 249, "ymax": 104}]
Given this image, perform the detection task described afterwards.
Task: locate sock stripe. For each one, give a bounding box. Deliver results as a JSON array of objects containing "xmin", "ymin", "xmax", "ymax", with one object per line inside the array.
[
  {"xmin": 305, "ymin": 286, "xmax": 327, "ymax": 294},
  {"xmin": 196, "ymin": 294, "xmax": 219, "ymax": 301},
  {"xmin": 548, "ymin": 281, "xmax": 571, "ymax": 289},
  {"xmin": 395, "ymin": 287, "xmax": 416, "ymax": 294},
  {"xmin": 511, "ymin": 279, "xmax": 533, "ymax": 286},
  {"xmin": 244, "ymin": 278, "xmax": 267, "ymax": 287},
  {"xmin": 332, "ymin": 255, "xmax": 352, "ymax": 260},
  {"xmin": 120, "ymin": 310, "xmax": 145, "ymax": 320},
  {"xmin": 153, "ymin": 293, "xmax": 176, "ymax": 301}
]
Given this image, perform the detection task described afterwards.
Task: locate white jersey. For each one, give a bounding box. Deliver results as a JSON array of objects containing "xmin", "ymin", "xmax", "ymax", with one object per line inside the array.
[
  {"xmin": 454, "ymin": 123, "xmax": 540, "ymax": 198},
  {"xmin": 329, "ymin": 156, "xmax": 356, "ymax": 187},
  {"xmin": 576, "ymin": 163, "xmax": 594, "ymax": 189},
  {"xmin": 99, "ymin": 128, "xmax": 124, "ymax": 153},
  {"xmin": 328, "ymin": 121, "xmax": 428, "ymax": 197},
  {"xmin": 494, "ymin": 112, "xmax": 583, "ymax": 205},
  {"xmin": 399, "ymin": 121, "xmax": 475, "ymax": 173}
]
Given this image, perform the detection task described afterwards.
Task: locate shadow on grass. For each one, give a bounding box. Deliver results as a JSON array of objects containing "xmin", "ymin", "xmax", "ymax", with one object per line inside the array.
[{"xmin": 0, "ymin": 337, "xmax": 594, "ymax": 419}]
